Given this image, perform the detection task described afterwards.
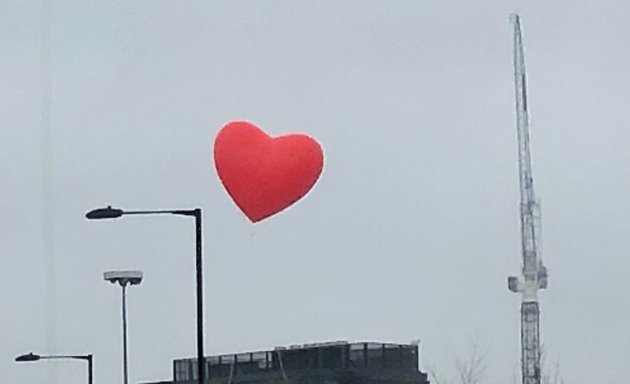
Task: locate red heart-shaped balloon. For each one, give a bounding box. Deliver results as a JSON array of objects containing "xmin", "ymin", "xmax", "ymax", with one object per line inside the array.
[{"xmin": 214, "ymin": 121, "xmax": 324, "ymax": 223}]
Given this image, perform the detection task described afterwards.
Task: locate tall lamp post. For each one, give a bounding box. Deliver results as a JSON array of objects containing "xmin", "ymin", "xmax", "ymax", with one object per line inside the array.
[
  {"xmin": 15, "ymin": 352, "xmax": 93, "ymax": 384},
  {"xmin": 104, "ymin": 270, "xmax": 143, "ymax": 384},
  {"xmin": 86, "ymin": 206, "xmax": 204, "ymax": 384}
]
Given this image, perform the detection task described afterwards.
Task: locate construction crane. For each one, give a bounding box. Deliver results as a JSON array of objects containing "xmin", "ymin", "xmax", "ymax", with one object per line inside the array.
[{"xmin": 507, "ymin": 14, "xmax": 548, "ymax": 384}]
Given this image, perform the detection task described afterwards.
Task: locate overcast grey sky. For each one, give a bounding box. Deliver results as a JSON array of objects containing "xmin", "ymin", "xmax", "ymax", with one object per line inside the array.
[{"xmin": 1, "ymin": 1, "xmax": 629, "ymax": 383}]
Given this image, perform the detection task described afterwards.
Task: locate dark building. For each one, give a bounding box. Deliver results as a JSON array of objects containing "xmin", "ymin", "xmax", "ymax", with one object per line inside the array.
[{"xmin": 145, "ymin": 341, "xmax": 429, "ymax": 384}]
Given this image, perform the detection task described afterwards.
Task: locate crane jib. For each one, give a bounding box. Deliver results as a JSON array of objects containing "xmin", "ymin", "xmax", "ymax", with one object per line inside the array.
[{"xmin": 522, "ymin": 74, "xmax": 528, "ymax": 111}]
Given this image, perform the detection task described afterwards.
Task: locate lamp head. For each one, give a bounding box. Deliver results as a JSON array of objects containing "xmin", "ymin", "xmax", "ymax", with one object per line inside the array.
[
  {"xmin": 104, "ymin": 270, "xmax": 143, "ymax": 286},
  {"xmin": 15, "ymin": 353, "xmax": 40, "ymax": 362},
  {"xmin": 86, "ymin": 206, "xmax": 124, "ymax": 219}
]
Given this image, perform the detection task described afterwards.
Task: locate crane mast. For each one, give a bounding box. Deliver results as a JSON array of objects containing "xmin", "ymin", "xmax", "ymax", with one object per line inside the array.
[{"xmin": 507, "ymin": 14, "xmax": 548, "ymax": 384}]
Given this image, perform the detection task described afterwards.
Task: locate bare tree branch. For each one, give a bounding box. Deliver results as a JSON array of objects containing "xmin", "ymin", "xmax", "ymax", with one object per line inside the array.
[
  {"xmin": 427, "ymin": 343, "xmax": 490, "ymax": 384},
  {"xmin": 454, "ymin": 343, "xmax": 487, "ymax": 384},
  {"xmin": 425, "ymin": 362, "xmax": 451, "ymax": 384}
]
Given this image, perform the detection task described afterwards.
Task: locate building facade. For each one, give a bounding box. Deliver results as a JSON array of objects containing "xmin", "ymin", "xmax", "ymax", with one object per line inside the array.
[{"xmin": 145, "ymin": 341, "xmax": 429, "ymax": 384}]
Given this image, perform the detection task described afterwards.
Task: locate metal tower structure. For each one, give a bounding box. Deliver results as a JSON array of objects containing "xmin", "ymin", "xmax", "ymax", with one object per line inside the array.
[{"xmin": 507, "ymin": 14, "xmax": 548, "ymax": 384}]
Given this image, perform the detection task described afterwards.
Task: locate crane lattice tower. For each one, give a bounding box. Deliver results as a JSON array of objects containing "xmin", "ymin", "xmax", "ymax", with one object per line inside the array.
[{"xmin": 507, "ymin": 14, "xmax": 549, "ymax": 384}]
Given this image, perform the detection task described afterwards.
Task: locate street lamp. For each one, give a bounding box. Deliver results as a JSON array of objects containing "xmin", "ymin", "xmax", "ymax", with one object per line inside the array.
[
  {"xmin": 104, "ymin": 270, "xmax": 143, "ymax": 384},
  {"xmin": 15, "ymin": 352, "xmax": 93, "ymax": 384},
  {"xmin": 86, "ymin": 206, "xmax": 205, "ymax": 384}
]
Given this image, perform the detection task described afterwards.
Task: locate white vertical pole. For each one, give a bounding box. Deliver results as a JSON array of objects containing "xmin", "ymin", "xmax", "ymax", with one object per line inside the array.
[{"xmin": 122, "ymin": 284, "xmax": 129, "ymax": 384}]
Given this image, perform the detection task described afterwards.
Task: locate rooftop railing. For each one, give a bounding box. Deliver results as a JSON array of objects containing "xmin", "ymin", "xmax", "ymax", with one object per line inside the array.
[{"xmin": 173, "ymin": 342, "xmax": 419, "ymax": 382}]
